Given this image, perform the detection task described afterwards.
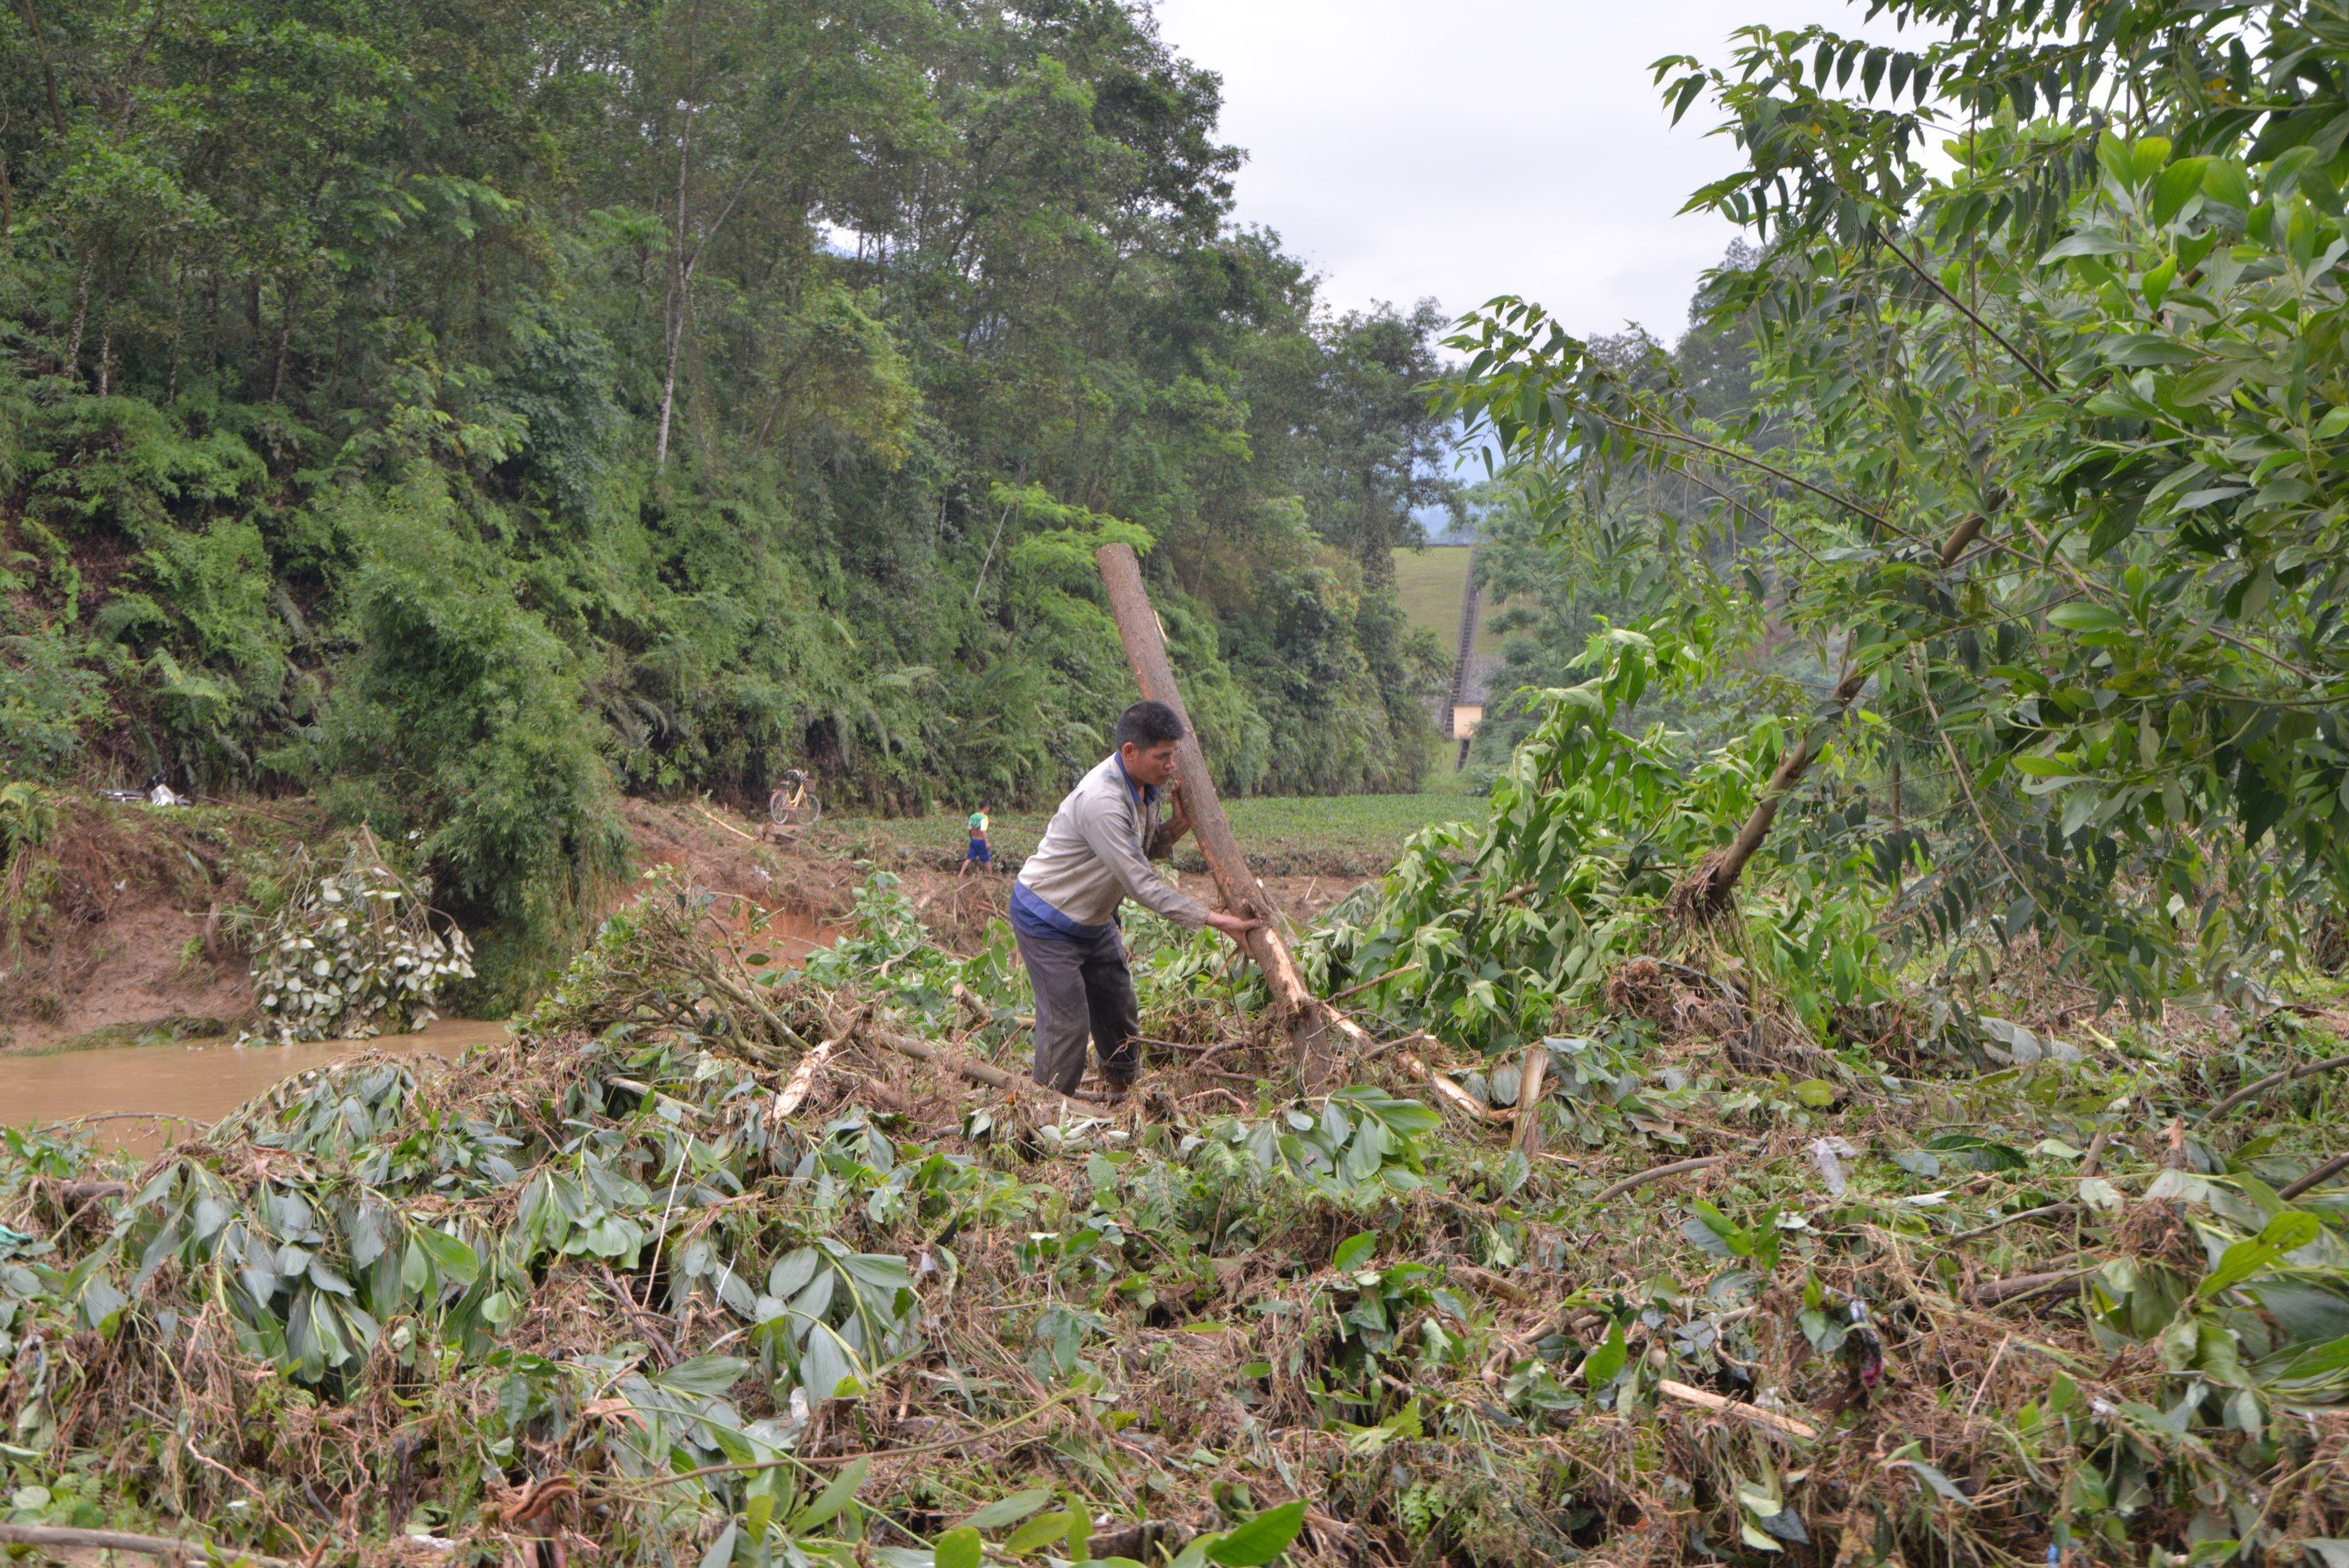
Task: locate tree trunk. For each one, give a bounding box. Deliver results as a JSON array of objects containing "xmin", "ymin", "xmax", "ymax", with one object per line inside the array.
[
  {"xmin": 654, "ymin": 6, "xmax": 700, "ymax": 470},
  {"xmin": 269, "ymin": 278, "xmax": 296, "ymax": 403},
  {"xmin": 654, "ymin": 266, "xmax": 688, "ymax": 468},
  {"xmin": 1097, "ymin": 542, "xmax": 1369, "ymax": 1087},
  {"xmin": 1670, "ymin": 492, "xmax": 2008, "ymax": 917},
  {"xmin": 61, "ymin": 248, "xmax": 95, "ymax": 381},
  {"xmin": 1675, "ymin": 659, "xmax": 1869, "ymax": 917},
  {"xmin": 16, "ymin": 0, "xmax": 67, "ymax": 137}
]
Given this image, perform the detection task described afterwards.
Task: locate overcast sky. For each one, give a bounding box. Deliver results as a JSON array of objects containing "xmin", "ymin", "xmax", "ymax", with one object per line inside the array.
[{"xmin": 1150, "ymin": 0, "xmax": 1903, "ymax": 342}]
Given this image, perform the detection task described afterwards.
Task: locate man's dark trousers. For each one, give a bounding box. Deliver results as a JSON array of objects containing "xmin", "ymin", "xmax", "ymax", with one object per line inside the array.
[{"xmin": 1015, "ymin": 922, "xmax": 1140, "ymax": 1095}]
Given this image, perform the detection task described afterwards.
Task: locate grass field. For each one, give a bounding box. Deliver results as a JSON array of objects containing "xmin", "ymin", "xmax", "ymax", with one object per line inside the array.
[
  {"xmin": 823, "ymin": 784, "xmax": 1489, "ymax": 880},
  {"xmin": 1392, "ymin": 545, "xmax": 1511, "ymax": 663},
  {"xmin": 1392, "ymin": 544, "xmax": 1473, "ymax": 646}
]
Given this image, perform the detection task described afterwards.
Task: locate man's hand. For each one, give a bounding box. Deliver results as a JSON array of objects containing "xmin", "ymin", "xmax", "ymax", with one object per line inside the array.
[
  {"xmin": 1148, "ymin": 774, "xmax": 1196, "ymax": 861},
  {"xmin": 1205, "ymin": 909, "xmax": 1264, "ymax": 940},
  {"xmin": 1163, "ymin": 774, "xmax": 1194, "ymax": 830}
]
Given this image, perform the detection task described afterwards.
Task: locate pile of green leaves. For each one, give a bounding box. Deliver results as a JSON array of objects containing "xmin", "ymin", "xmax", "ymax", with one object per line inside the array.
[
  {"xmin": 5, "ymin": 870, "xmax": 2349, "ymax": 1565},
  {"xmin": 237, "ymin": 831, "xmax": 474, "ymax": 1045}
]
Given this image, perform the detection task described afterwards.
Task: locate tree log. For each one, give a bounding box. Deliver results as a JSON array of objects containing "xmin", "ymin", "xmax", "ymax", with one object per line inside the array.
[
  {"xmin": 0, "ymin": 1523, "xmax": 292, "ymax": 1568},
  {"xmin": 1512, "ymin": 1044, "xmax": 1549, "ymax": 1158},
  {"xmin": 1097, "ymin": 542, "xmax": 1373, "ymax": 1086},
  {"xmin": 1656, "ymin": 1379, "xmax": 1818, "ymax": 1441},
  {"xmin": 862, "ymin": 1023, "xmax": 1108, "ymax": 1107}
]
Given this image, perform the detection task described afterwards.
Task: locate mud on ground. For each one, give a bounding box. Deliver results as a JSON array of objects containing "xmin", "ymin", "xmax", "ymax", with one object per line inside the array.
[{"xmin": 0, "ymin": 797, "xmax": 302, "ymax": 1053}]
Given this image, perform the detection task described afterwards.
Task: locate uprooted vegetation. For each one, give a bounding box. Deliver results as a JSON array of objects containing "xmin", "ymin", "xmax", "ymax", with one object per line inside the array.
[{"xmin": 5, "ymin": 849, "xmax": 2347, "ymax": 1568}]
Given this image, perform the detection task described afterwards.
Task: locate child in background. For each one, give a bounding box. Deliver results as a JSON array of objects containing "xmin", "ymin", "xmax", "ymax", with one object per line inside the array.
[{"xmin": 961, "ymin": 804, "xmax": 994, "ymax": 877}]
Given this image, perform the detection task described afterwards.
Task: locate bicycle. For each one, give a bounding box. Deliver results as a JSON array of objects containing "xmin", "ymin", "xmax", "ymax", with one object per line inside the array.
[{"xmin": 767, "ymin": 770, "xmax": 822, "ymax": 831}]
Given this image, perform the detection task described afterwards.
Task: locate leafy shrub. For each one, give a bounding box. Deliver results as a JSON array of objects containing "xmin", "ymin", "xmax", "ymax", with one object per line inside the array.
[
  {"xmin": 1313, "ymin": 618, "xmax": 1890, "ymax": 1052},
  {"xmin": 0, "ymin": 782, "xmax": 55, "ymax": 866},
  {"xmin": 0, "ymin": 628, "xmax": 105, "ymax": 775}
]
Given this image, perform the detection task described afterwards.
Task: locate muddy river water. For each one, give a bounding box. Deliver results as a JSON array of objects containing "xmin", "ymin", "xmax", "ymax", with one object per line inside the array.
[
  {"xmin": 0, "ymin": 1018, "xmax": 515, "ymax": 1154},
  {"xmin": 1, "ymin": 905, "xmax": 845, "ymax": 1155}
]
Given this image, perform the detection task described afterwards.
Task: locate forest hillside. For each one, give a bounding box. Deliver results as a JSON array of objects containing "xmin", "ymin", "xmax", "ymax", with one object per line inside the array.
[{"xmin": 0, "ymin": 0, "xmax": 1455, "ymax": 979}]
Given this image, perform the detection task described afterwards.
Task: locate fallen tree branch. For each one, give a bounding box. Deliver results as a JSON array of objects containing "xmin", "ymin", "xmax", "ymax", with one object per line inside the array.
[
  {"xmin": 1399, "ymin": 1050, "xmax": 1509, "ymax": 1124},
  {"xmin": 1327, "ymin": 962, "xmax": 1419, "ymax": 1003},
  {"xmin": 638, "ymin": 1388, "xmax": 1086, "ymax": 1485},
  {"xmin": 1674, "ymin": 650, "xmax": 1868, "ymax": 916},
  {"xmin": 54, "ymin": 1179, "xmax": 130, "ymax": 1205},
  {"xmin": 862, "ymin": 1024, "xmax": 1108, "ymax": 1106},
  {"xmin": 1656, "ymin": 1379, "xmax": 1818, "ymax": 1441},
  {"xmin": 774, "ymin": 1006, "xmax": 869, "ymax": 1121},
  {"xmin": 1592, "ymin": 1154, "xmax": 1729, "ymax": 1204},
  {"xmin": 1971, "ymin": 1267, "xmax": 2094, "ymax": 1307},
  {"xmin": 0, "ymin": 1523, "xmax": 295, "ymax": 1568},
  {"xmin": 692, "ymin": 801, "xmax": 763, "ymax": 846},
  {"xmin": 2278, "ymin": 1150, "xmax": 2349, "ymax": 1202},
  {"xmin": 2200, "ymin": 1054, "xmax": 2349, "ymax": 1123},
  {"xmin": 1478, "ymin": 1307, "xmax": 1606, "ymax": 1385},
  {"xmin": 1952, "ymin": 1200, "xmax": 2082, "ymax": 1242}
]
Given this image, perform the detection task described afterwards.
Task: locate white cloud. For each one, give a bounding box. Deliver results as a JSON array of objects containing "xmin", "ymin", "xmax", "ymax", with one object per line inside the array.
[{"xmin": 1151, "ymin": 0, "xmax": 1912, "ymax": 339}]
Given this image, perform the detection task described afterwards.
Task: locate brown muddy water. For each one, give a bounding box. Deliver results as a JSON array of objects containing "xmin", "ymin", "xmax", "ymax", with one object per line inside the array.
[
  {"xmin": 0, "ymin": 905, "xmax": 845, "ymax": 1156},
  {"xmin": 0, "ymin": 1018, "xmax": 514, "ymax": 1155}
]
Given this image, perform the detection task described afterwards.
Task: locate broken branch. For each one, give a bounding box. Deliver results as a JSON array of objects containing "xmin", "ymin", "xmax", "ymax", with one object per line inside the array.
[
  {"xmin": 1592, "ymin": 1154, "xmax": 1729, "ymax": 1204},
  {"xmin": 1656, "ymin": 1379, "xmax": 1818, "ymax": 1441}
]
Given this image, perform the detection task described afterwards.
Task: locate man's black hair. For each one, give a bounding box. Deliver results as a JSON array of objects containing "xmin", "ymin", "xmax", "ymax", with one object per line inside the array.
[{"xmin": 1114, "ymin": 699, "xmax": 1186, "ymax": 751}]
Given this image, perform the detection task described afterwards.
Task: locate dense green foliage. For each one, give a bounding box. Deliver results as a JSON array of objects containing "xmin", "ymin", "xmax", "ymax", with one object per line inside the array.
[
  {"xmin": 0, "ymin": 0, "xmax": 1450, "ymax": 979},
  {"xmin": 1443, "ymin": 0, "xmax": 2349, "ymax": 1015}
]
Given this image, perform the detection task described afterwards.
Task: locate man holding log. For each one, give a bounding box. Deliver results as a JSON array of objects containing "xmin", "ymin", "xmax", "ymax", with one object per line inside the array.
[{"xmin": 1012, "ymin": 700, "xmax": 1263, "ymax": 1097}]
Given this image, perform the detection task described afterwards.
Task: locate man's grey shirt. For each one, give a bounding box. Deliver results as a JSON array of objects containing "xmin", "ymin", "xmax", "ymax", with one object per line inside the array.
[{"xmin": 1013, "ymin": 754, "xmax": 1208, "ymax": 936}]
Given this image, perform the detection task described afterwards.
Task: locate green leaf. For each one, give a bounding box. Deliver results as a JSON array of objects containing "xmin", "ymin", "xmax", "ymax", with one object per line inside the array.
[
  {"xmin": 1203, "ymin": 1501, "xmax": 1308, "ymax": 1566},
  {"xmin": 2047, "ymin": 603, "xmax": 2125, "ymax": 633},
  {"xmin": 2199, "ymin": 1212, "xmax": 2321, "ymax": 1300},
  {"xmin": 1004, "ymin": 1510, "xmax": 1078, "ymax": 1557},
  {"xmin": 1584, "ymin": 1317, "xmax": 1629, "ymax": 1388},
  {"xmin": 931, "ymin": 1527, "xmax": 983, "ymax": 1568},
  {"xmin": 799, "ymin": 1321, "xmax": 862, "ymax": 1400},
  {"xmin": 1897, "ymin": 1457, "xmax": 1976, "ymax": 1507},
  {"xmin": 2152, "ymin": 158, "xmax": 2210, "ymax": 225},
  {"xmin": 1331, "ymin": 1231, "xmax": 1375, "ymax": 1272},
  {"xmin": 789, "ymin": 1456, "xmax": 869, "ymax": 1531},
  {"xmin": 2201, "ymin": 159, "xmax": 2254, "ymax": 211}
]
